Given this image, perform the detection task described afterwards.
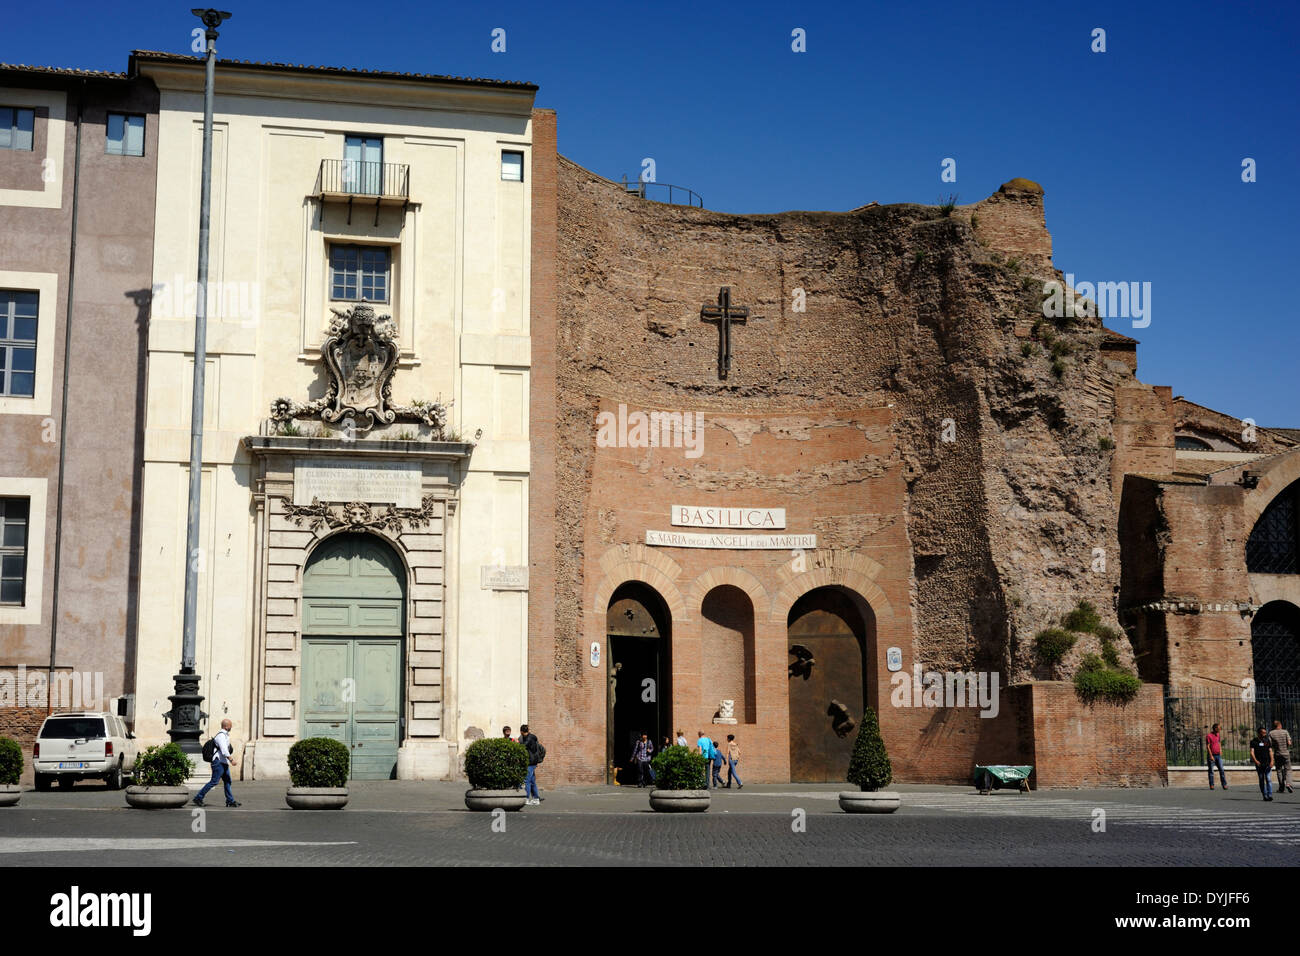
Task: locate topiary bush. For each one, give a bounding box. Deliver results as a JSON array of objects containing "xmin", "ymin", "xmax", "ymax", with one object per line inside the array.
[
  {"xmin": 1063, "ymin": 600, "xmax": 1101, "ymax": 634},
  {"xmin": 464, "ymin": 737, "xmax": 529, "ymax": 790},
  {"xmin": 847, "ymin": 706, "xmax": 893, "ymax": 792},
  {"xmin": 134, "ymin": 743, "xmax": 194, "ymax": 787},
  {"xmin": 288, "ymin": 737, "xmax": 351, "ymax": 788},
  {"xmin": 0, "ymin": 737, "xmax": 22, "ymax": 786},
  {"xmin": 1034, "ymin": 628, "xmax": 1077, "ymax": 665},
  {"xmin": 649, "ymin": 745, "xmax": 706, "ymax": 791}
]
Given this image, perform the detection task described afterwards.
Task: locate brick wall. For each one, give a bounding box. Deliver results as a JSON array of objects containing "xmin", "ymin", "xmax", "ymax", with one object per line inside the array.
[{"xmin": 1023, "ymin": 681, "xmax": 1166, "ymax": 788}]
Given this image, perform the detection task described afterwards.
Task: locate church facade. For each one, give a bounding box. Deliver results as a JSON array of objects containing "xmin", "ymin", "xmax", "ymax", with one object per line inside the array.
[{"xmin": 128, "ymin": 52, "xmax": 541, "ymax": 778}]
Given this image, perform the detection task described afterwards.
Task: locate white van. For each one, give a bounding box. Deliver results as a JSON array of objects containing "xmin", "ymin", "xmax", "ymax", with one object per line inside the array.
[{"xmin": 33, "ymin": 712, "xmax": 138, "ymax": 790}]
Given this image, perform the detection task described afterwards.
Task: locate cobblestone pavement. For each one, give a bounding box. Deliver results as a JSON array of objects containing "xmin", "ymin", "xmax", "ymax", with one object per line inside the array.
[{"xmin": 0, "ymin": 781, "xmax": 1294, "ymax": 866}]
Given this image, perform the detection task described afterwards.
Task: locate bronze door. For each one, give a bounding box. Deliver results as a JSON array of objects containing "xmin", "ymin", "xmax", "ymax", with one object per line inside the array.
[{"xmin": 788, "ymin": 591, "xmax": 867, "ymax": 782}]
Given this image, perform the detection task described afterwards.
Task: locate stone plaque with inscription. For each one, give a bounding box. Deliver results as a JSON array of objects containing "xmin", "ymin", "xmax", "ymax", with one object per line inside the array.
[
  {"xmin": 671, "ymin": 505, "xmax": 786, "ymax": 529},
  {"xmin": 294, "ymin": 459, "xmax": 422, "ymax": 508},
  {"xmin": 645, "ymin": 530, "xmax": 816, "ymax": 550},
  {"xmin": 481, "ymin": 565, "xmax": 528, "ymax": 590}
]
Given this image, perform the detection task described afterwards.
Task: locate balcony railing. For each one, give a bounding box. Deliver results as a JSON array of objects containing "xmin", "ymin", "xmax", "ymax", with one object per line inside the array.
[
  {"xmin": 315, "ymin": 159, "xmax": 410, "ymax": 225},
  {"xmin": 618, "ymin": 175, "xmax": 704, "ymax": 208}
]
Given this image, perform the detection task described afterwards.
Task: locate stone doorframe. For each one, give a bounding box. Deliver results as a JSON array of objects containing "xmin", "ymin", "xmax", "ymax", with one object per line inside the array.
[{"xmin": 242, "ymin": 435, "xmax": 473, "ymax": 780}]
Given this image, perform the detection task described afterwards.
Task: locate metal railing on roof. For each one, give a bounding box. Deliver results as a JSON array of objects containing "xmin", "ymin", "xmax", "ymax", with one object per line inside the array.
[{"xmin": 617, "ymin": 175, "xmax": 703, "ymax": 208}]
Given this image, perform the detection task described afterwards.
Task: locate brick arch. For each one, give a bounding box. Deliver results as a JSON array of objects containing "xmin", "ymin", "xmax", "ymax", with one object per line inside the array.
[
  {"xmin": 686, "ymin": 566, "xmax": 768, "ymax": 613},
  {"xmin": 1243, "ymin": 449, "xmax": 1300, "ymax": 534},
  {"xmin": 768, "ymin": 566, "xmax": 892, "ymax": 624},
  {"xmin": 592, "ymin": 545, "xmax": 688, "ymax": 622}
]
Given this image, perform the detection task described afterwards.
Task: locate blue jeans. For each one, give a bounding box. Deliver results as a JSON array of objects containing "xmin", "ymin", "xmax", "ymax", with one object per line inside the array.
[
  {"xmin": 711, "ymin": 760, "xmax": 724, "ymax": 787},
  {"xmin": 1208, "ymin": 753, "xmax": 1227, "ymax": 787},
  {"xmin": 1256, "ymin": 766, "xmax": 1272, "ymax": 798},
  {"xmin": 197, "ymin": 761, "xmax": 233, "ymax": 804},
  {"xmin": 524, "ymin": 764, "xmax": 539, "ymax": 799},
  {"xmin": 637, "ymin": 760, "xmax": 655, "ymax": 786},
  {"xmin": 727, "ymin": 757, "xmax": 742, "ymax": 787}
]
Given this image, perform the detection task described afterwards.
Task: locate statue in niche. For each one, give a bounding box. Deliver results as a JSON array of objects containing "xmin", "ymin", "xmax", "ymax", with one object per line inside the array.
[
  {"xmin": 827, "ymin": 700, "xmax": 857, "ymax": 738},
  {"xmin": 788, "ymin": 644, "xmax": 816, "ymax": 680}
]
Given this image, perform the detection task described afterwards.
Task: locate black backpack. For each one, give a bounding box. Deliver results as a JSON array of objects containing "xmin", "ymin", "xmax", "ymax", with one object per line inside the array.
[
  {"xmin": 535, "ymin": 742, "xmax": 546, "ymax": 764},
  {"xmin": 202, "ymin": 737, "xmax": 218, "ymax": 763}
]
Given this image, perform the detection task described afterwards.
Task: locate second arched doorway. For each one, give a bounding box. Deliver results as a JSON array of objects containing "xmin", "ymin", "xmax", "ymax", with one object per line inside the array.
[
  {"xmin": 787, "ymin": 586, "xmax": 874, "ymax": 782},
  {"xmin": 607, "ymin": 582, "xmax": 671, "ymax": 785},
  {"xmin": 301, "ymin": 533, "xmax": 406, "ymax": 780}
]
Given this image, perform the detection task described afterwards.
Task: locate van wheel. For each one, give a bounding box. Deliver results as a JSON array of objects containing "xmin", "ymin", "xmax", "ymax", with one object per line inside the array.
[
  {"xmin": 34, "ymin": 773, "xmax": 52, "ymax": 791},
  {"xmin": 105, "ymin": 763, "xmax": 123, "ymax": 791},
  {"xmin": 57, "ymin": 776, "xmax": 74, "ymax": 790}
]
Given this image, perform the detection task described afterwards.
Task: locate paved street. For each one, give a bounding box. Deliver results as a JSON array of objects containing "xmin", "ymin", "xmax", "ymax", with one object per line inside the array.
[{"xmin": 0, "ymin": 780, "xmax": 1295, "ymax": 866}]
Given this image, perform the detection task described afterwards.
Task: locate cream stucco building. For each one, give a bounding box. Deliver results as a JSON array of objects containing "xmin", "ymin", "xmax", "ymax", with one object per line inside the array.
[{"xmin": 130, "ymin": 51, "xmax": 539, "ymax": 779}]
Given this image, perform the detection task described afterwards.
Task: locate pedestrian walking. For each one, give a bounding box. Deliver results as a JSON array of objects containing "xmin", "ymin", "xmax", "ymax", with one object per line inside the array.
[
  {"xmin": 1269, "ymin": 720, "xmax": 1293, "ymax": 794},
  {"xmin": 502, "ymin": 725, "xmax": 514, "ymax": 742},
  {"xmin": 520, "ymin": 723, "xmax": 545, "ymax": 805},
  {"xmin": 661, "ymin": 734, "xmax": 673, "ymax": 756},
  {"xmin": 633, "ymin": 732, "xmax": 656, "ymax": 787},
  {"xmin": 710, "ymin": 740, "xmax": 725, "ymax": 788},
  {"xmin": 676, "ymin": 729, "xmax": 687, "ymax": 747},
  {"xmin": 1206, "ymin": 722, "xmax": 1228, "ymax": 790},
  {"xmin": 193, "ymin": 718, "xmax": 240, "ymax": 808},
  {"xmin": 725, "ymin": 734, "xmax": 743, "ymax": 789},
  {"xmin": 696, "ymin": 731, "xmax": 715, "ymax": 789},
  {"xmin": 1250, "ymin": 726, "xmax": 1274, "ymax": 801}
]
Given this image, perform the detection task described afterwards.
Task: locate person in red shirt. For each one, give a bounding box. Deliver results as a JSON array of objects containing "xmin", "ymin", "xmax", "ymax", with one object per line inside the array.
[{"xmin": 1206, "ymin": 723, "xmax": 1228, "ymax": 790}]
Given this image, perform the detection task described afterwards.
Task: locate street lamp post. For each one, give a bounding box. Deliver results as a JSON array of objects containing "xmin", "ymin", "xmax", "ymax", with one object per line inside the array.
[{"xmin": 166, "ymin": 8, "xmax": 232, "ymax": 755}]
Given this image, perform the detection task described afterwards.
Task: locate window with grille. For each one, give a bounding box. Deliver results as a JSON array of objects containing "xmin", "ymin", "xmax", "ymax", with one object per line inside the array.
[
  {"xmin": 1247, "ymin": 479, "xmax": 1299, "ymax": 575},
  {"xmin": 0, "ymin": 497, "xmax": 29, "ymax": 605},
  {"xmin": 1252, "ymin": 602, "xmax": 1300, "ymax": 696},
  {"xmin": 329, "ymin": 245, "xmax": 390, "ymax": 303},
  {"xmin": 0, "ymin": 291, "xmax": 38, "ymax": 397}
]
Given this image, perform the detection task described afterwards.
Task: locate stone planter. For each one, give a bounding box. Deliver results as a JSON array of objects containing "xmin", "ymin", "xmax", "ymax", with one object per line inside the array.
[
  {"xmin": 838, "ymin": 790, "xmax": 901, "ymax": 814},
  {"xmin": 286, "ymin": 787, "xmax": 349, "ymax": 810},
  {"xmin": 649, "ymin": 789, "xmax": 710, "ymax": 813},
  {"xmin": 125, "ymin": 785, "xmax": 192, "ymax": 809},
  {"xmin": 0, "ymin": 784, "xmax": 20, "ymax": 807},
  {"xmin": 464, "ymin": 789, "xmax": 527, "ymax": 812}
]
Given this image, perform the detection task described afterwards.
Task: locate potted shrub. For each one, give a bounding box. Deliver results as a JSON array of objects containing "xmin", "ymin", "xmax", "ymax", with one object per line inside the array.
[
  {"xmin": 286, "ymin": 737, "xmax": 350, "ymax": 809},
  {"xmin": 839, "ymin": 706, "xmax": 900, "ymax": 813},
  {"xmin": 463, "ymin": 737, "xmax": 529, "ymax": 811},
  {"xmin": 648, "ymin": 745, "xmax": 709, "ymax": 812},
  {"xmin": 0, "ymin": 737, "xmax": 22, "ymax": 807},
  {"xmin": 125, "ymin": 743, "xmax": 194, "ymax": 809}
]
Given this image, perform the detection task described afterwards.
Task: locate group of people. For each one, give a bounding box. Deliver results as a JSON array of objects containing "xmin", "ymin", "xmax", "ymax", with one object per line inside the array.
[
  {"xmin": 627, "ymin": 729, "xmax": 743, "ymax": 789},
  {"xmin": 500, "ymin": 725, "xmax": 545, "ymax": 805},
  {"xmin": 1206, "ymin": 719, "xmax": 1293, "ymax": 801}
]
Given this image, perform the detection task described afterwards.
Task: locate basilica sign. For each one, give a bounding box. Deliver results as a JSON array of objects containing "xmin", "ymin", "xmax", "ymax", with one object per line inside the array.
[
  {"xmin": 645, "ymin": 530, "xmax": 815, "ymax": 549},
  {"xmin": 671, "ymin": 505, "xmax": 786, "ymax": 529}
]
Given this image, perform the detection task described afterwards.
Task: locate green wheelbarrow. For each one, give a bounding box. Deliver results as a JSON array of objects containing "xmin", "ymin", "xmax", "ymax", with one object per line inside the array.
[{"xmin": 974, "ymin": 765, "xmax": 1033, "ymax": 794}]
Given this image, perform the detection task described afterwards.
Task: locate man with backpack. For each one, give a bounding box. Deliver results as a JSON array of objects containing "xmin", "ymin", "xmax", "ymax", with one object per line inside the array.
[
  {"xmin": 193, "ymin": 718, "xmax": 240, "ymax": 808},
  {"xmin": 519, "ymin": 724, "xmax": 545, "ymax": 805},
  {"xmin": 697, "ymin": 731, "xmax": 716, "ymax": 789}
]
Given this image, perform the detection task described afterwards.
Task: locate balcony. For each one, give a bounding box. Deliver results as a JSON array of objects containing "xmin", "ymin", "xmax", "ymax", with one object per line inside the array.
[{"xmin": 315, "ymin": 159, "xmax": 410, "ymax": 225}]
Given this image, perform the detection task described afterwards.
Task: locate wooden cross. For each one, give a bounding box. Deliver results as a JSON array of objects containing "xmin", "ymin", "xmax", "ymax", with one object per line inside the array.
[{"xmin": 700, "ymin": 286, "xmax": 750, "ymax": 380}]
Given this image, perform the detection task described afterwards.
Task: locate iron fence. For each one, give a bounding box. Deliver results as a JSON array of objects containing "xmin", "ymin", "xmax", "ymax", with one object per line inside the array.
[
  {"xmin": 1164, "ymin": 690, "xmax": 1299, "ymax": 766},
  {"xmin": 316, "ymin": 159, "xmax": 409, "ymax": 199},
  {"xmin": 617, "ymin": 175, "xmax": 703, "ymax": 208}
]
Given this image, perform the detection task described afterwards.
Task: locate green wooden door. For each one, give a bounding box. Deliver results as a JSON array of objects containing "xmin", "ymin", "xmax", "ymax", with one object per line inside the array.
[{"xmin": 301, "ymin": 534, "xmax": 405, "ymax": 780}]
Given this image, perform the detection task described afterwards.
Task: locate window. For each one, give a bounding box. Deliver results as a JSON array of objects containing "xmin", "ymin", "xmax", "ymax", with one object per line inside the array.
[
  {"xmin": 106, "ymin": 113, "xmax": 144, "ymax": 157},
  {"xmin": 0, "ymin": 497, "xmax": 28, "ymax": 605},
  {"xmin": 0, "ymin": 291, "xmax": 38, "ymax": 398},
  {"xmin": 1175, "ymin": 435, "xmax": 1214, "ymax": 451},
  {"xmin": 343, "ymin": 135, "xmax": 383, "ymax": 195},
  {"xmin": 501, "ymin": 150, "xmax": 524, "ymax": 182},
  {"xmin": 329, "ymin": 245, "xmax": 390, "ymax": 303},
  {"xmin": 0, "ymin": 107, "xmax": 34, "ymax": 151}
]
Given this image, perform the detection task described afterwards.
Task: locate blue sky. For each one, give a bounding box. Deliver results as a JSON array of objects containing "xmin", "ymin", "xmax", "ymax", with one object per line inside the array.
[{"xmin": 7, "ymin": 0, "xmax": 1297, "ymax": 424}]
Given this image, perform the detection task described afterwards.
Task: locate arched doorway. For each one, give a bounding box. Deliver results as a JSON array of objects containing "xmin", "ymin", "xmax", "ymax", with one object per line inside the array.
[
  {"xmin": 301, "ymin": 533, "xmax": 405, "ymax": 780},
  {"xmin": 702, "ymin": 585, "xmax": 756, "ymax": 723},
  {"xmin": 1252, "ymin": 601, "xmax": 1300, "ymax": 697},
  {"xmin": 606, "ymin": 582, "xmax": 671, "ymax": 785},
  {"xmin": 787, "ymin": 586, "xmax": 873, "ymax": 782}
]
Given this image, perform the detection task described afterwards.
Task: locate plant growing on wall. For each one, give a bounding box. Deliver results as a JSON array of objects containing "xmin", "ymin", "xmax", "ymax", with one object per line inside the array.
[{"xmin": 1033, "ymin": 627, "xmax": 1077, "ymax": 666}]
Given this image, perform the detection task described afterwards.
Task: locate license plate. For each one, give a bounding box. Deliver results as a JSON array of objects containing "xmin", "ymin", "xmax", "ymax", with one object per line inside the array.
[{"xmin": 57, "ymin": 762, "xmax": 86, "ymax": 769}]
